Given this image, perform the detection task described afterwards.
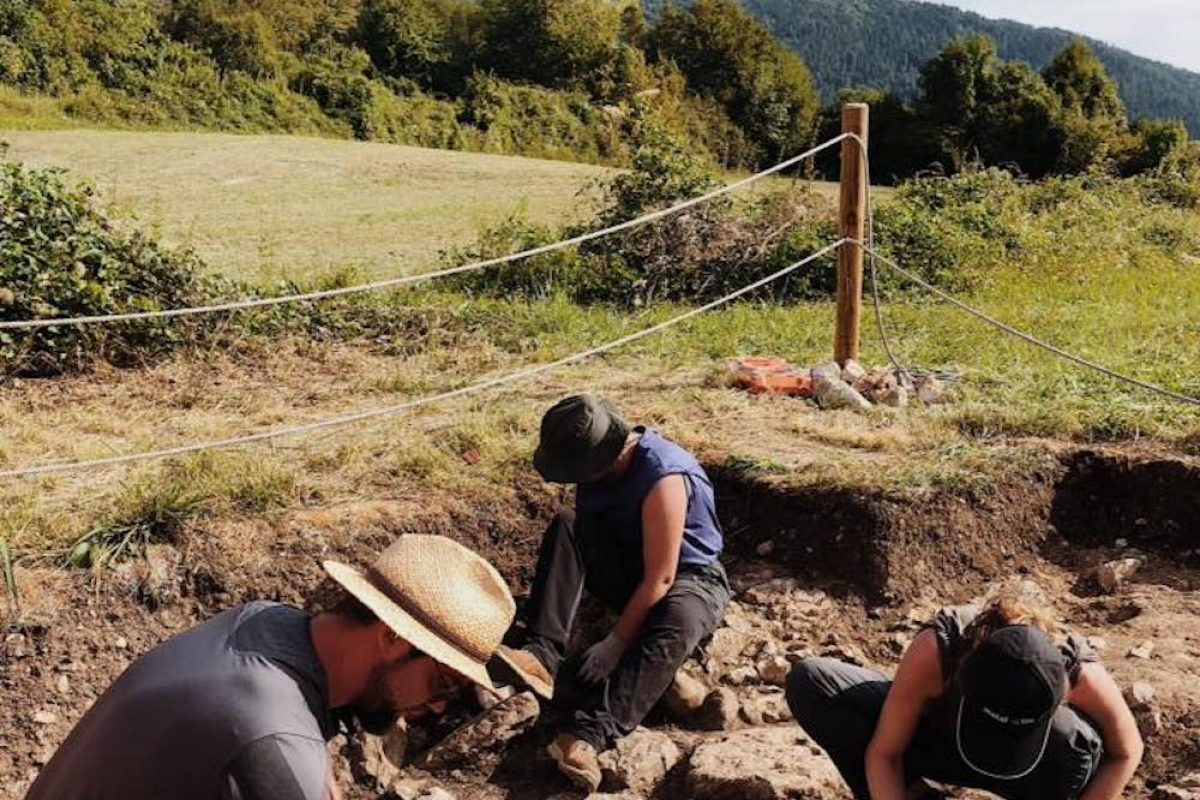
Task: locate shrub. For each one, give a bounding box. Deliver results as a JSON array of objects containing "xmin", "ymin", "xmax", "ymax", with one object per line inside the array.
[{"xmin": 0, "ymin": 151, "xmax": 210, "ymax": 375}]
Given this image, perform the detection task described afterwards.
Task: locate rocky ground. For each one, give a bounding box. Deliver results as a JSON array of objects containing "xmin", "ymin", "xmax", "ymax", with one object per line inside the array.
[{"xmin": 2, "ymin": 453, "xmax": 1199, "ymax": 800}]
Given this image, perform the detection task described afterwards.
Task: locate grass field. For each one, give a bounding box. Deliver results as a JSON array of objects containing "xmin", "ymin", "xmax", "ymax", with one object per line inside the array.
[
  {"xmin": 0, "ymin": 129, "xmax": 856, "ymax": 286},
  {"xmin": 1, "ymin": 128, "xmax": 1198, "ymax": 557},
  {"xmin": 0, "ymin": 129, "xmax": 613, "ymax": 285}
]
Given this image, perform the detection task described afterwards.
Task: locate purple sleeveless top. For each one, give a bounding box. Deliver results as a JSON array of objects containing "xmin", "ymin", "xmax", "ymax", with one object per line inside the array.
[{"xmin": 576, "ymin": 428, "xmax": 723, "ymax": 567}]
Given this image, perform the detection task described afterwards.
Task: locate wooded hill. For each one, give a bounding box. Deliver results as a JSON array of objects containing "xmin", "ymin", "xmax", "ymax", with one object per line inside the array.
[{"xmin": 693, "ymin": 0, "xmax": 1200, "ymax": 136}]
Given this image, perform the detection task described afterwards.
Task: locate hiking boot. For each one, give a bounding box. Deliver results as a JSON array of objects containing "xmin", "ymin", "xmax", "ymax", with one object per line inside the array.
[
  {"xmin": 496, "ymin": 645, "xmax": 555, "ymax": 700},
  {"xmin": 548, "ymin": 733, "xmax": 602, "ymax": 792},
  {"xmin": 662, "ymin": 669, "xmax": 708, "ymax": 720}
]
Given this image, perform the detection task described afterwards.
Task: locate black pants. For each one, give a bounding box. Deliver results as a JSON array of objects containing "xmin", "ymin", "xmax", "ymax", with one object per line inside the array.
[
  {"xmin": 785, "ymin": 658, "xmax": 1105, "ymax": 800},
  {"xmin": 524, "ymin": 511, "xmax": 729, "ymax": 750}
]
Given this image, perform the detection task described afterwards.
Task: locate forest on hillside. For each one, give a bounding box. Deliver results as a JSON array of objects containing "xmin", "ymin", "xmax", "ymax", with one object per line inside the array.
[
  {"xmin": 663, "ymin": 0, "xmax": 1200, "ymax": 137},
  {"xmin": 0, "ymin": 0, "xmax": 1195, "ymax": 184}
]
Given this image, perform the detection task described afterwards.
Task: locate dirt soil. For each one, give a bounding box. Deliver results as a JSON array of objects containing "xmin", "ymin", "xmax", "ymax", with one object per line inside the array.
[{"xmin": 2, "ymin": 447, "xmax": 1197, "ymax": 800}]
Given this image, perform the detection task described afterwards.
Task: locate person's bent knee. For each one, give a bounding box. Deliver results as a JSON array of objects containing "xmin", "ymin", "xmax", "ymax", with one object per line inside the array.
[{"xmin": 786, "ymin": 657, "xmax": 843, "ymax": 728}]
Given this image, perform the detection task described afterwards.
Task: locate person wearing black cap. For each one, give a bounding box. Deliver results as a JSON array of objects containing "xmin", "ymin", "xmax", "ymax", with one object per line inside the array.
[
  {"xmin": 785, "ymin": 591, "xmax": 1143, "ymax": 800},
  {"xmin": 496, "ymin": 394, "xmax": 730, "ymax": 791}
]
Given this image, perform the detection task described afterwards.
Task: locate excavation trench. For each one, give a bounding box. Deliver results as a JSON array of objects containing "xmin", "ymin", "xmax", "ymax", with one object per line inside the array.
[{"xmin": 2, "ymin": 447, "xmax": 1196, "ymax": 799}]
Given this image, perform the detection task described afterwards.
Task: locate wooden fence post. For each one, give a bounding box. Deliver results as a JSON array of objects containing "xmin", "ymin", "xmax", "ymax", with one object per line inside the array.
[{"xmin": 835, "ymin": 103, "xmax": 868, "ymax": 366}]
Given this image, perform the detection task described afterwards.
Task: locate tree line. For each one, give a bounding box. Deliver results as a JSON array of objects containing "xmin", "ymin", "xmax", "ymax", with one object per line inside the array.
[{"xmin": 0, "ymin": 0, "xmax": 1191, "ymax": 181}]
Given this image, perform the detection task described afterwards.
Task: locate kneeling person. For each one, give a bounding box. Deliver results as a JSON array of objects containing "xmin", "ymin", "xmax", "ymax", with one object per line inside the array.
[
  {"xmin": 786, "ymin": 592, "xmax": 1143, "ymax": 800},
  {"xmin": 27, "ymin": 535, "xmax": 520, "ymax": 800},
  {"xmin": 500, "ymin": 395, "xmax": 730, "ymax": 791}
]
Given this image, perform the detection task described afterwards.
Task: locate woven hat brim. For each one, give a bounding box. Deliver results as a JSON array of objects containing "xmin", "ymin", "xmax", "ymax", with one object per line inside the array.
[
  {"xmin": 494, "ymin": 645, "xmax": 555, "ymax": 700},
  {"xmin": 324, "ymin": 560, "xmax": 494, "ymax": 691}
]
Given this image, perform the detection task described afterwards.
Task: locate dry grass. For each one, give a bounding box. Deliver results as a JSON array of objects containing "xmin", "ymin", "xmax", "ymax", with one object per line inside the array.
[
  {"xmin": 0, "ymin": 129, "xmax": 612, "ymax": 285},
  {"xmin": 0, "ymin": 328, "xmax": 1009, "ymax": 556}
]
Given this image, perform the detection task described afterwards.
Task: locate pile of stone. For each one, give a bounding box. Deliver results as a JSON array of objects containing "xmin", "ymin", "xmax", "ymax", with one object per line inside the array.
[{"xmin": 810, "ymin": 360, "xmax": 945, "ymax": 412}]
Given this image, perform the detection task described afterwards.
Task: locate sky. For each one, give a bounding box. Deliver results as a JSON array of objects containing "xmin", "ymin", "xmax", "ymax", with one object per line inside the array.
[{"xmin": 941, "ymin": 1, "xmax": 1200, "ymax": 73}]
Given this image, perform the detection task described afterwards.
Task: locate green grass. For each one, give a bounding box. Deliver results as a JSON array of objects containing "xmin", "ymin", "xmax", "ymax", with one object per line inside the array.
[
  {"xmin": 0, "ymin": 88, "xmax": 77, "ymax": 131},
  {"xmin": 0, "ymin": 129, "xmax": 612, "ymax": 286},
  {"xmin": 0, "ymin": 128, "xmax": 1196, "ymax": 560}
]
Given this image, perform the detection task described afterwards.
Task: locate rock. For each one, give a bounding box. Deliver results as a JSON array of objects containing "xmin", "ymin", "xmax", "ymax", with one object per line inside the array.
[
  {"xmin": 352, "ymin": 732, "xmax": 401, "ymax": 791},
  {"xmin": 1125, "ymin": 682, "xmax": 1162, "ymax": 736},
  {"xmin": 684, "ymin": 727, "xmax": 848, "ymax": 800},
  {"xmin": 1128, "ymin": 641, "xmax": 1155, "ymax": 660},
  {"xmin": 760, "ymin": 693, "xmax": 794, "ymax": 724},
  {"xmin": 1153, "ymin": 773, "xmax": 1200, "ymax": 800},
  {"xmin": 812, "ymin": 364, "xmax": 872, "ymax": 412},
  {"xmin": 755, "ymin": 540, "xmax": 776, "ymax": 557},
  {"xmin": 663, "ymin": 670, "xmax": 709, "ymax": 720},
  {"xmin": 1114, "ymin": 538, "xmax": 1129, "ymax": 549},
  {"xmin": 756, "ymin": 656, "xmax": 791, "ymax": 687},
  {"xmin": 739, "ymin": 700, "xmax": 764, "ymax": 726},
  {"xmin": 743, "ymin": 578, "xmax": 799, "ymax": 606},
  {"xmin": 417, "ymin": 691, "xmax": 539, "ymax": 772},
  {"xmin": 914, "ymin": 375, "xmax": 946, "ymax": 405},
  {"xmin": 1087, "ymin": 636, "xmax": 1108, "ymax": 653},
  {"xmin": 706, "ymin": 628, "xmax": 752, "ymax": 673},
  {"xmin": 1097, "ymin": 558, "xmax": 1143, "ymax": 594},
  {"xmin": 1128, "ymin": 681, "xmax": 1156, "ymax": 705},
  {"xmin": 841, "ymin": 360, "xmax": 867, "ymax": 384},
  {"xmin": 32, "ymin": 710, "xmax": 58, "ymax": 725},
  {"xmin": 114, "ymin": 636, "xmax": 128, "ymax": 650},
  {"xmin": 415, "ymin": 789, "xmax": 456, "ymax": 800},
  {"xmin": 854, "ymin": 369, "xmax": 897, "ymax": 403},
  {"xmin": 55, "ymin": 674, "xmax": 70, "ymax": 695},
  {"xmin": 727, "ymin": 666, "xmax": 758, "ymax": 686},
  {"xmin": 696, "ymin": 687, "xmax": 740, "ymax": 731},
  {"xmin": 598, "ymin": 727, "xmax": 682, "ymax": 795},
  {"xmin": 876, "ymin": 384, "xmax": 908, "ymax": 408}
]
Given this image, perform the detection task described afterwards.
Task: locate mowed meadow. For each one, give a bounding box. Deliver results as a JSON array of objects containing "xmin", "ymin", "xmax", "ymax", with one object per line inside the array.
[{"xmin": 0, "ymin": 127, "xmax": 1198, "ymax": 564}]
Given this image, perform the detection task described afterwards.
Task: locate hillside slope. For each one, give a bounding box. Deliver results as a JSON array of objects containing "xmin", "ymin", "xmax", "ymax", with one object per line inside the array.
[{"xmin": 648, "ymin": 0, "xmax": 1200, "ymax": 134}]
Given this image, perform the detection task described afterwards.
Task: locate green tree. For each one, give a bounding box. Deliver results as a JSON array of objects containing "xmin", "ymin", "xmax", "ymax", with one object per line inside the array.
[
  {"xmin": 477, "ymin": 0, "xmax": 630, "ymax": 97},
  {"xmin": 649, "ymin": 0, "xmax": 820, "ymax": 163},
  {"xmin": 1043, "ymin": 38, "xmax": 1126, "ymax": 122},
  {"xmin": 357, "ymin": 0, "xmax": 454, "ymax": 88},
  {"xmin": 918, "ymin": 35, "xmax": 1064, "ymax": 177}
]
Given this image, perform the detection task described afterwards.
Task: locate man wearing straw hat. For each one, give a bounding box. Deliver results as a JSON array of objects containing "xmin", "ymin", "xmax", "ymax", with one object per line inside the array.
[
  {"xmin": 26, "ymin": 534, "xmax": 537, "ymax": 800},
  {"xmin": 497, "ymin": 394, "xmax": 731, "ymax": 791}
]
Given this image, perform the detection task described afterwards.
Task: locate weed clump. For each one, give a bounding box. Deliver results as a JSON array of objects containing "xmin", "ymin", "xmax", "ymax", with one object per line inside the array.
[{"xmin": 0, "ymin": 148, "xmax": 210, "ymax": 375}]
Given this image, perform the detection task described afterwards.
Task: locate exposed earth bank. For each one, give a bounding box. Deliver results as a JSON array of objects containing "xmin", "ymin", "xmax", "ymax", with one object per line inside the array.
[{"xmin": 2, "ymin": 446, "xmax": 1198, "ymax": 800}]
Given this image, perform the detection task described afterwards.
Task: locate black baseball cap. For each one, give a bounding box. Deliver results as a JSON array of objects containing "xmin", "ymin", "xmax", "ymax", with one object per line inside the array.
[
  {"xmin": 956, "ymin": 625, "xmax": 1067, "ymax": 780},
  {"xmin": 532, "ymin": 395, "xmax": 631, "ymax": 484}
]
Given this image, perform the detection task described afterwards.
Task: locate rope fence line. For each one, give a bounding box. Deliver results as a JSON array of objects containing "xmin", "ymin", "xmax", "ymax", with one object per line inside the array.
[
  {"xmin": 0, "ymin": 241, "xmax": 849, "ymax": 480},
  {"xmin": 853, "ymin": 240, "xmax": 1200, "ymax": 408},
  {"xmin": 0, "ymin": 135, "xmax": 852, "ymax": 332}
]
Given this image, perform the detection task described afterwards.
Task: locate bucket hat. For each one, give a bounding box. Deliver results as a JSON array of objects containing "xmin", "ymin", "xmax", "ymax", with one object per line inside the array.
[{"xmin": 533, "ymin": 395, "xmax": 631, "ymax": 484}]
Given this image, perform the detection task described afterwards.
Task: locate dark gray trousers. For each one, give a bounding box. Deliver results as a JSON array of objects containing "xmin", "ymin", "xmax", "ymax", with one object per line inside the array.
[
  {"xmin": 524, "ymin": 511, "xmax": 729, "ymax": 750},
  {"xmin": 785, "ymin": 657, "xmax": 1104, "ymax": 800}
]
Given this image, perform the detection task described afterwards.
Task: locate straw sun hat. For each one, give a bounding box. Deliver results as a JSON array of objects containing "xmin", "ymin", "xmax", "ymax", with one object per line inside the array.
[{"xmin": 324, "ymin": 534, "xmax": 520, "ymax": 690}]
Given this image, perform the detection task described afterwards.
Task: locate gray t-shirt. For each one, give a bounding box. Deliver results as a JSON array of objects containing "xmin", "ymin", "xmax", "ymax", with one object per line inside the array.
[{"xmin": 26, "ymin": 602, "xmax": 335, "ymax": 800}]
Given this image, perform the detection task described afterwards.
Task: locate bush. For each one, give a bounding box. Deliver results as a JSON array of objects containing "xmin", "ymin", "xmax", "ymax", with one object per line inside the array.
[
  {"xmin": 451, "ymin": 119, "xmax": 839, "ymax": 306},
  {"xmin": 873, "ymin": 168, "xmax": 1029, "ymax": 291},
  {"xmin": 1139, "ymin": 143, "xmax": 1200, "ymax": 209},
  {"xmin": 461, "ymin": 73, "xmax": 623, "ymax": 163},
  {"xmin": 0, "ymin": 151, "xmax": 210, "ymax": 375}
]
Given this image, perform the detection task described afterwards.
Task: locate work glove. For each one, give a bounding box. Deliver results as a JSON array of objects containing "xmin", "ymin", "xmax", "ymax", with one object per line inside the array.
[{"xmin": 578, "ymin": 632, "xmax": 627, "ymax": 684}]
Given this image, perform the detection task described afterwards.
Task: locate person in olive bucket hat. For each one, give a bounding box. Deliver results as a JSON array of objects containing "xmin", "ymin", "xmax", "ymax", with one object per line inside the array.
[{"xmin": 496, "ymin": 394, "xmax": 730, "ymax": 792}]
